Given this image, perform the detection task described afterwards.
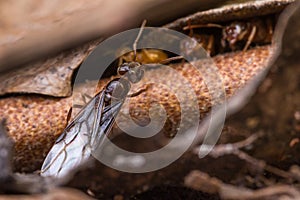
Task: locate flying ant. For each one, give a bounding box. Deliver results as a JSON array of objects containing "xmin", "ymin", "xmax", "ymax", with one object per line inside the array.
[{"xmin": 40, "ymin": 20, "xmax": 182, "ymax": 178}]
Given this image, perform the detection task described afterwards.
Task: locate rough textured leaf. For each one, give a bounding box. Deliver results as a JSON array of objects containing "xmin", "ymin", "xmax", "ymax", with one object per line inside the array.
[{"xmin": 165, "ymin": 0, "xmax": 294, "ymax": 30}]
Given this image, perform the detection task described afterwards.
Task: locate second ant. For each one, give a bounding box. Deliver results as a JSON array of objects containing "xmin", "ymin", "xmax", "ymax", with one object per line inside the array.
[{"xmin": 182, "ymin": 16, "xmax": 274, "ymax": 55}]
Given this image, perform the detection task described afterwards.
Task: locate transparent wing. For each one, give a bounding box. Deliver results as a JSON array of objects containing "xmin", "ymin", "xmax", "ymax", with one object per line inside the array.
[
  {"xmin": 91, "ymin": 100, "xmax": 125, "ymax": 152},
  {"xmin": 40, "ymin": 91, "xmax": 105, "ymax": 178},
  {"xmin": 41, "ymin": 90, "xmax": 126, "ymax": 178}
]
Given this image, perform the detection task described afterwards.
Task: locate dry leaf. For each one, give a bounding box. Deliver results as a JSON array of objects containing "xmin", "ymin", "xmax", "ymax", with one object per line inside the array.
[
  {"xmin": 0, "ymin": 39, "xmax": 101, "ymax": 97},
  {"xmin": 165, "ymin": 0, "xmax": 294, "ymax": 30},
  {"xmin": 0, "ymin": 0, "xmax": 223, "ymax": 71}
]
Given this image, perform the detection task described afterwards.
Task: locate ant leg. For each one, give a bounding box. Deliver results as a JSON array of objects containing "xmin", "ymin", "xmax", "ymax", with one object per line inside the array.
[
  {"xmin": 72, "ymin": 104, "xmax": 84, "ymax": 109},
  {"xmin": 118, "ymin": 56, "xmax": 126, "ymax": 67},
  {"xmin": 65, "ymin": 107, "xmax": 73, "ymax": 125},
  {"xmin": 183, "ymin": 23, "xmax": 223, "ymax": 31},
  {"xmin": 72, "ymin": 93, "xmax": 93, "ymax": 110},
  {"xmin": 160, "ymin": 55, "xmax": 184, "ymax": 64},
  {"xmin": 186, "ymin": 19, "xmax": 194, "ymax": 36},
  {"xmin": 82, "ymin": 93, "xmax": 93, "ymax": 104},
  {"xmin": 127, "ymin": 84, "xmax": 152, "ymax": 97},
  {"xmin": 206, "ymin": 35, "xmax": 214, "ymax": 56},
  {"xmin": 142, "ymin": 49, "xmax": 151, "ymax": 62},
  {"xmin": 243, "ymin": 26, "xmax": 257, "ymax": 51},
  {"xmin": 266, "ymin": 18, "xmax": 274, "ymax": 42}
]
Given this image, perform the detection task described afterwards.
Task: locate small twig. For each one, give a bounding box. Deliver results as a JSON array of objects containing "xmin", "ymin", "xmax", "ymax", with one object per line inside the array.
[
  {"xmin": 290, "ymin": 165, "xmax": 300, "ymax": 180},
  {"xmin": 232, "ymin": 150, "xmax": 294, "ymax": 180},
  {"xmin": 194, "ymin": 132, "xmax": 299, "ymax": 181},
  {"xmin": 182, "ymin": 23, "xmax": 223, "ymax": 30},
  {"xmin": 159, "ymin": 55, "xmax": 184, "ymax": 64},
  {"xmin": 194, "ymin": 132, "xmax": 262, "ymax": 157},
  {"xmin": 185, "ymin": 170, "xmax": 300, "ymax": 200}
]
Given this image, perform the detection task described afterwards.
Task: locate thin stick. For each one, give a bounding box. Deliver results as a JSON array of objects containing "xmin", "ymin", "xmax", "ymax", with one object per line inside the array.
[
  {"xmin": 243, "ymin": 26, "xmax": 257, "ymax": 51},
  {"xmin": 183, "ymin": 23, "xmax": 223, "ymax": 30},
  {"xmin": 187, "ymin": 19, "xmax": 193, "ymax": 36},
  {"xmin": 133, "ymin": 20, "xmax": 147, "ymax": 61},
  {"xmin": 160, "ymin": 55, "xmax": 184, "ymax": 64}
]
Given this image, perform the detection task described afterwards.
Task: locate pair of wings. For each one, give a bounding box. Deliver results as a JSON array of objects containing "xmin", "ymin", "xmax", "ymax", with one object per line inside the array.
[{"xmin": 40, "ymin": 91, "xmax": 124, "ymax": 178}]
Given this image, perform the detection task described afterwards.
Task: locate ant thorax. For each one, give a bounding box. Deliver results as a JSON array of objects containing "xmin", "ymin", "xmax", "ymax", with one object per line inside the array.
[
  {"xmin": 118, "ymin": 62, "xmax": 144, "ymax": 83},
  {"xmin": 104, "ymin": 78, "xmax": 131, "ymax": 105}
]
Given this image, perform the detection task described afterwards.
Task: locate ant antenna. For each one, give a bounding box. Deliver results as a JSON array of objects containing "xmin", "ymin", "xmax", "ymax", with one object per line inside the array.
[
  {"xmin": 187, "ymin": 19, "xmax": 193, "ymax": 36},
  {"xmin": 133, "ymin": 20, "xmax": 147, "ymax": 61},
  {"xmin": 183, "ymin": 23, "xmax": 223, "ymax": 30},
  {"xmin": 160, "ymin": 55, "xmax": 184, "ymax": 64}
]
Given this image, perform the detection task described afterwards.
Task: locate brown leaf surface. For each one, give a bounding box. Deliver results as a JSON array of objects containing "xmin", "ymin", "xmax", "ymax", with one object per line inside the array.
[
  {"xmin": 0, "ymin": 0, "xmax": 227, "ymax": 97},
  {"xmin": 0, "ymin": 0, "xmax": 223, "ymax": 72},
  {"xmin": 0, "ymin": 39, "xmax": 100, "ymax": 97},
  {"xmin": 0, "ymin": 45, "xmax": 271, "ymax": 174},
  {"xmin": 165, "ymin": 0, "xmax": 294, "ymax": 30}
]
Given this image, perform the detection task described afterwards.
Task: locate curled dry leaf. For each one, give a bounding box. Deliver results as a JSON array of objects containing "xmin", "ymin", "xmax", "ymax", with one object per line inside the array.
[
  {"xmin": 164, "ymin": 0, "xmax": 294, "ymax": 30},
  {"xmin": 0, "ymin": 45, "xmax": 271, "ymax": 173},
  {"xmin": 0, "ymin": 0, "xmax": 223, "ymax": 72},
  {"xmin": 0, "ymin": 39, "xmax": 101, "ymax": 97},
  {"xmin": 0, "ymin": 0, "xmax": 226, "ymax": 97}
]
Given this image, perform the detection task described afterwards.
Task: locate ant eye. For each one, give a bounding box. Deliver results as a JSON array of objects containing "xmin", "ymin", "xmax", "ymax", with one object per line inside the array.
[
  {"xmin": 118, "ymin": 63, "xmax": 130, "ymax": 75},
  {"xmin": 229, "ymin": 27, "xmax": 236, "ymax": 34}
]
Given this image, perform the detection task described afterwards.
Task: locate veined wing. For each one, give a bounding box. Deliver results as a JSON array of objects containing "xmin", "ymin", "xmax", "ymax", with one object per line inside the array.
[
  {"xmin": 41, "ymin": 90, "xmax": 126, "ymax": 178},
  {"xmin": 40, "ymin": 91, "xmax": 105, "ymax": 178},
  {"xmin": 91, "ymin": 100, "xmax": 125, "ymax": 152}
]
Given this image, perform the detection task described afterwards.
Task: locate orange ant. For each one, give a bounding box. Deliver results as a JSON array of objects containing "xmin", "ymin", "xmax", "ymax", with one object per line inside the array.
[
  {"xmin": 118, "ymin": 48, "xmax": 169, "ymax": 66},
  {"xmin": 117, "ymin": 22, "xmax": 169, "ymax": 66}
]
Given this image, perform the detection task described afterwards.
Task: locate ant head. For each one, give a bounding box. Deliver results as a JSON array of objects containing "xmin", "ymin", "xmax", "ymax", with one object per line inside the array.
[
  {"xmin": 223, "ymin": 22, "xmax": 248, "ymax": 44},
  {"xmin": 117, "ymin": 62, "xmax": 144, "ymax": 83}
]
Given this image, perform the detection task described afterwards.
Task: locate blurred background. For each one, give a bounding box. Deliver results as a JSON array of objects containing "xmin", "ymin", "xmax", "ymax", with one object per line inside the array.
[{"xmin": 0, "ymin": 0, "xmax": 228, "ymax": 73}]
